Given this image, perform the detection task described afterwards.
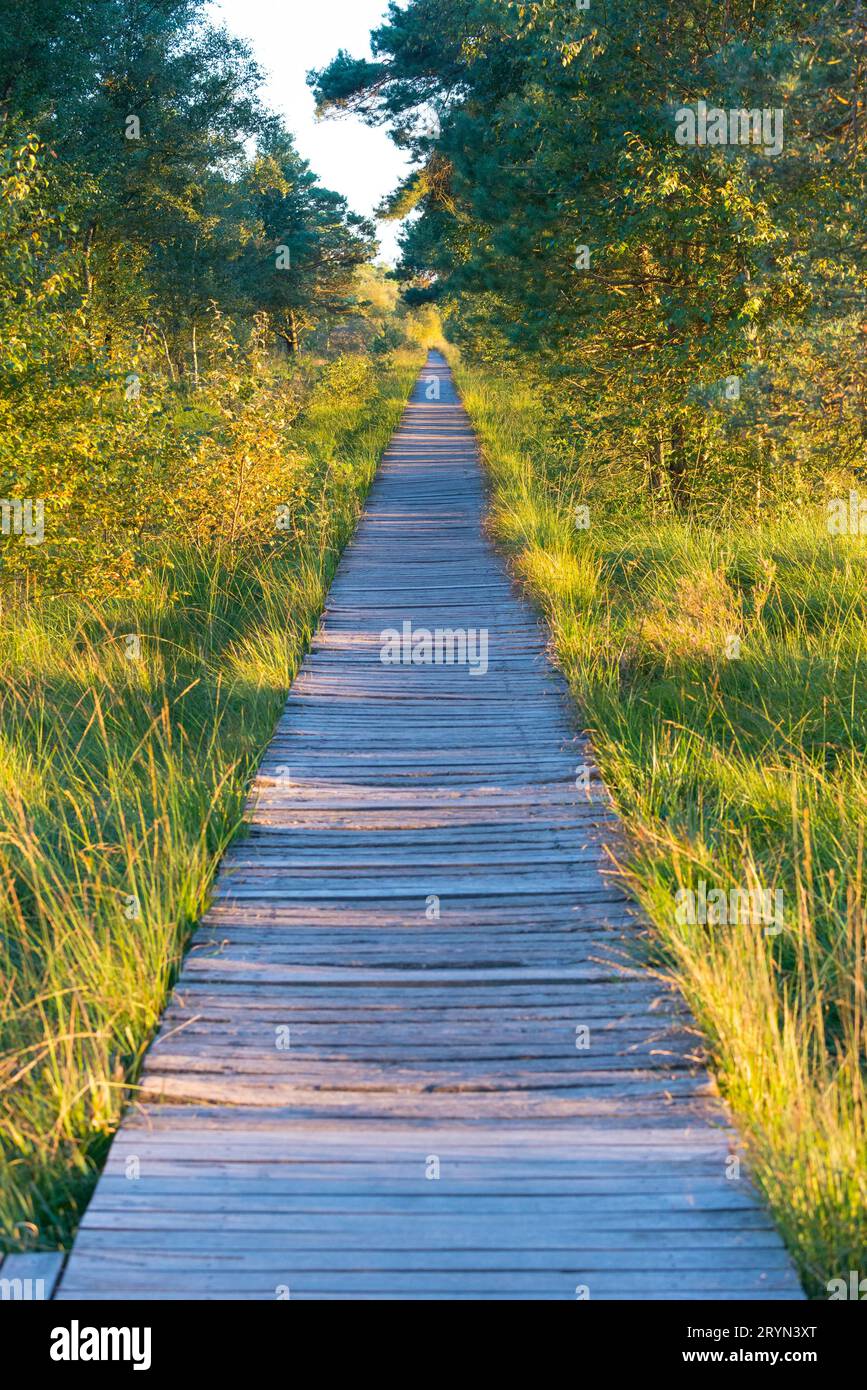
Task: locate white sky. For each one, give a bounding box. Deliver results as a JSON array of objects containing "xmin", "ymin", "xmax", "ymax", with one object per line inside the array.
[{"xmin": 209, "ymin": 0, "xmax": 411, "ymax": 263}]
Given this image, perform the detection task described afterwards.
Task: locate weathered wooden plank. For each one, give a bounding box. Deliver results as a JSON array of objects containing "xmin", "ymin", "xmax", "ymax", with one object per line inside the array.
[
  {"xmin": 76, "ymin": 1181, "xmax": 765, "ymax": 1206},
  {"xmin": 76, "ymin": 1196, "xmax": 777, "ymax": 1225}
]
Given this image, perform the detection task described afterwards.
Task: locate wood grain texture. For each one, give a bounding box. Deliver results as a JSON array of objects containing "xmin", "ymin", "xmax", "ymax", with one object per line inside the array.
[{"xmin": 55, "ymin": 354, "xmax": 803, "ymax": 1301}]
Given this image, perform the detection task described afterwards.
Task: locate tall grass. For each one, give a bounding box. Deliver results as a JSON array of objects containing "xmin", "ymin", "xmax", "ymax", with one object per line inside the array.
[
  {"xmin": 0, "ymin": 350, "xmax": 421, "ymax": 1251},
  {"xmin": 454, "ymin": 362, "xmax": 867, "ymax": 1297}
]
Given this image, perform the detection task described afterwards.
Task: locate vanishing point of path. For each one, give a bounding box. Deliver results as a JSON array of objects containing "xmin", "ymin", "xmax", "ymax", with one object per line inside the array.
[{"xmin": 55, "ymin": 354, "xmax": 803, "ymax": 1300}]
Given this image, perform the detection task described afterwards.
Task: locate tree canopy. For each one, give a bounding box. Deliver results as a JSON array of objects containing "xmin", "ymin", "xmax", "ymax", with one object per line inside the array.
[
  {"xmin": 312, "ymin": 0, "xmax": 867, "ymax": 510},
  {"xmin": 0, "ymin": 0, "xmax": 380, "ymax": 375},
  {"xmin": 0, "ymin": 0, "xmax": 402, "ymax": 595}
]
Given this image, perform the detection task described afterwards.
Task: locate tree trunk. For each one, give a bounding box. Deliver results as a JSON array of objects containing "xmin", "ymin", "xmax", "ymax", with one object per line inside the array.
[
  {"xmin": 82, "ymin": 220, "xmax": 98, "ymax": 299},
  {"xmin": 647, "ymin": 432, "xmax": 666, "ymax": 495},
  {"xmin": 669, "ymin": 421, "xmax": 689, "ymax": 511},
  {"xmin": 160, "ymin": 330, "xmax": 177, "ymax": 383},
  {"xmin": 283, "ymin": 310, "xmax": 300, "ymax": 354}
]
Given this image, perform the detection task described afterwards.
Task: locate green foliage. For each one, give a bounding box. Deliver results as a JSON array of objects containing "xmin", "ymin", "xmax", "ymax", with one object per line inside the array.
[
  {"xmin": 0, "ymin": 0, "xmax": 393, "ymax": 585},
  {"xmin": 247, "ymin": 128, "xmax": 376, "ymax": 354},
  {"xmin": 313, "ymin": 0, "xmax": 867, "ymax": 511},
  {"xmin": 0, "ymin": 8, "xmax": 416, "ymax": 598}
]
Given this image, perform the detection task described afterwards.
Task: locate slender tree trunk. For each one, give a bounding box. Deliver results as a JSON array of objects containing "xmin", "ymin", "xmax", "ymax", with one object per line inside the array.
[
  {"xmin": 278, "ymin": 322, "xmax": 299, "ymax": 354},
  {"xmin": 191, "ymin": 322, "xmax": 200, "ymax": 389},
  {"xmin": 83, "ymin": 220, "xmax": 98, "ymax": 299},
  {"xmin": 160, "ymin": 330, "xmax": 177, "ymax": 383},
  {"xmin": 648, "ymin": 432, "xmax": 666, "ymax": 495},
  {"xmin": 669, "ymin": 420, "xmax": 689, "ymax": 512}
]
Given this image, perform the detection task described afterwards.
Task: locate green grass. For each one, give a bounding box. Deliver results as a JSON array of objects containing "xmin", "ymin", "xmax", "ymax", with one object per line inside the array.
[
  {"xmin": 453, "ymin": 360, "xmax": 867, "ymax": 1298},
  {"xmin": 0, "ymin": 349, "xmax": 422, "ymax": 1251}
]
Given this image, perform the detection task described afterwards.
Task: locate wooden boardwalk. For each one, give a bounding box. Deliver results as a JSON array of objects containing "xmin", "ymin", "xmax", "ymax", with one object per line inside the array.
[{"xmin": 55, "ymin": 354, "xmax": 803, "ymax": 1300}]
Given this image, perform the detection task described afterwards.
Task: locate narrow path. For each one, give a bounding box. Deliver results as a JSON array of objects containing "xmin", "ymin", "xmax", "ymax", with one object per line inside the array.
[{"xmin": 56, "ymin": 354, "xmax": 803, "ymax": 1300}]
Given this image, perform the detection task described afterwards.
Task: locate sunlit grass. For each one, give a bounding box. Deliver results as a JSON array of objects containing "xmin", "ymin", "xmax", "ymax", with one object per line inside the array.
[
  {"xmin": 0, "ymin": 351, "xmax": 421, "ymax": 1251},
  {"xmin": 457, "ymin": 361, "xmax": 867, "ymax": 1297}
]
